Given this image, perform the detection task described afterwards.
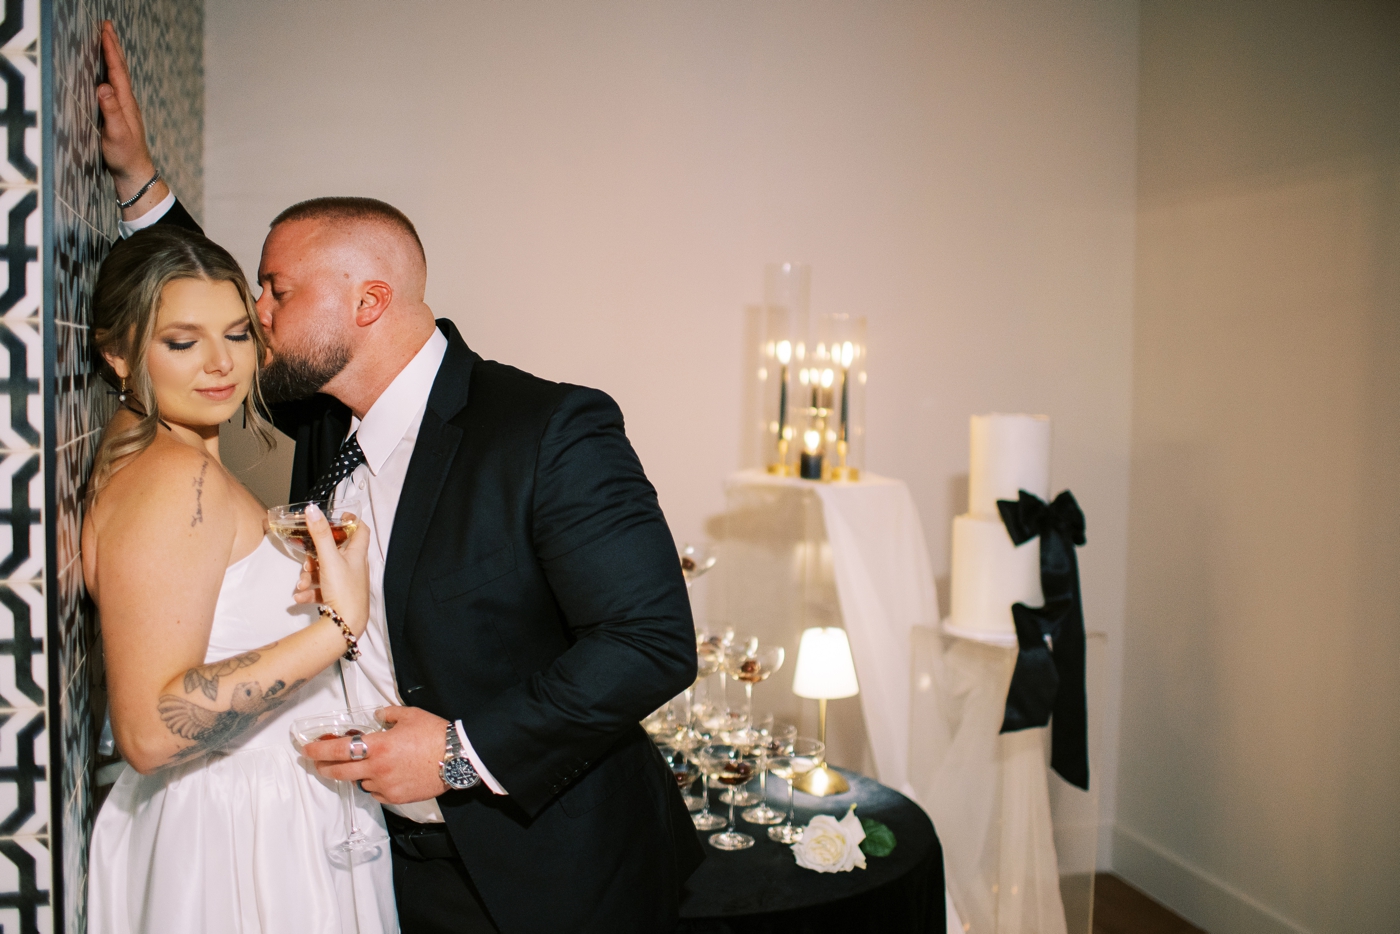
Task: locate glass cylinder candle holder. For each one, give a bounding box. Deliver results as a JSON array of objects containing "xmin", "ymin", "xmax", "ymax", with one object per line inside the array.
[
  {"xmin": 814, "ymin": 314, "xmax": 866, "ymax": 481},
  {"xmin": 758, "ymin": 263, "xmax": 810, "ymax": 476}
]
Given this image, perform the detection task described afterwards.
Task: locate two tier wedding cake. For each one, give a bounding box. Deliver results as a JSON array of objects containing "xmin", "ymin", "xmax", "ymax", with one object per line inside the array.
[{"xmin": 942, "ymin": 413, "xmax": 1051, "ymax": 645}]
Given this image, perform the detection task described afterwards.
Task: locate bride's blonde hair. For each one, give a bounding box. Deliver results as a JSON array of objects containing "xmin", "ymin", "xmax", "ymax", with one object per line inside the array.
[{"xmin": 87, "ymin": 226, "xmax": 274, "ymax": 506}]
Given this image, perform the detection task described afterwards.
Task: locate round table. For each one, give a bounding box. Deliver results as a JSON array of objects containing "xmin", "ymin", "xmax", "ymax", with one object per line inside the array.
[{"xmin": 677, "ymin": 768, "xmax": 945, "ymax": 934}]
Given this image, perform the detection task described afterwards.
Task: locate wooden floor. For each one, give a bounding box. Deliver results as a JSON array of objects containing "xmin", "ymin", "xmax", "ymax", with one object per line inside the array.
[{"xmin": 1093, "ymin": 874, "xmax": 1207, "ymax": 934}]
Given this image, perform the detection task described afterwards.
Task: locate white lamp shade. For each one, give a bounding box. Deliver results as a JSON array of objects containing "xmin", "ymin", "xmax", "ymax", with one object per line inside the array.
[{"xmin": 791, "ymin": 627, "xmax": 859, "ymax": 700}]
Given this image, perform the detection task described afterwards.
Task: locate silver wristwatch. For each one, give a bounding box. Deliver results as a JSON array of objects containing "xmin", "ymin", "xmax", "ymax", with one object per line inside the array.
[{"xmin": 439, "ymin": 723, "xmax": 481, "ymax": 791}]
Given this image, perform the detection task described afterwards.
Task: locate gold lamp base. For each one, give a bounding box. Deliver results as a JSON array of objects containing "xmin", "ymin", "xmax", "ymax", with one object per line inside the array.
[
  {"xmin": 793, "ymin": 696, "xmax": 852, "ymax": 796},
  {"xmin": 793, "ymin": 763, "xmax": 849, "ymax": 796}
]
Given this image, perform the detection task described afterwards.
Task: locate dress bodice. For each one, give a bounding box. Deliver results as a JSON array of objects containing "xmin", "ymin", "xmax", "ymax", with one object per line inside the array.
[{"xmin": 201, "ymin": 535, "xmax": 347, "ymax": 751}]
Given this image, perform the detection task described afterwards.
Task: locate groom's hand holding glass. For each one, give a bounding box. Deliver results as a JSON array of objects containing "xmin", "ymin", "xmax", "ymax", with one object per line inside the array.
[
  {"xmin": 301, "ymin": 705, "xmax": 457, "ymax": 804},
  {"xmin": 291, "ymin": 506, "xmax": 460, "ymax": 804}
]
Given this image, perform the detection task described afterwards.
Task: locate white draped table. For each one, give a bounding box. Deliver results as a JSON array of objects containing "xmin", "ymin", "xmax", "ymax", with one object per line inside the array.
[
  {"xmin": 722, "ymin": 470, "xmax": 961, "ymax": 931},
  {"xmin": 723, "ymin": 471, "xmax": 939, "ymax": 795}
]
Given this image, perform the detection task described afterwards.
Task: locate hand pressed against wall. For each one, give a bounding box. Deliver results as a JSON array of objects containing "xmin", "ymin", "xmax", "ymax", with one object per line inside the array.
[{"xmin": 96, "ymin": 20, "xmax": 170, "ymax": 218}]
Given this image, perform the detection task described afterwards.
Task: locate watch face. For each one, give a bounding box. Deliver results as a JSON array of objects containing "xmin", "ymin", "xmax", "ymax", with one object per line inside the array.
[{"xmin": 442, "ymin": 756, "xmax": 479, "ymax": 790}]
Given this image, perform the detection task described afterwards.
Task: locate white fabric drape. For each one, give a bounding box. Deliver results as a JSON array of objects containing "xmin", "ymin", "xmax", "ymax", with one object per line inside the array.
[
  {"xmin": 909, "ymin": 631, "xmax": 1069, "ymax": 934},
  {"xmin": 811, "ymin": 475, "xmax": 940, "ymax": 798}
]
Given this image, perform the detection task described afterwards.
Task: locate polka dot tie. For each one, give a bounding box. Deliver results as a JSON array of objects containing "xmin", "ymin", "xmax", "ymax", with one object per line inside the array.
[{"xmin": 307, "ymin": 432, "xmax": 367, "ymax": 504}]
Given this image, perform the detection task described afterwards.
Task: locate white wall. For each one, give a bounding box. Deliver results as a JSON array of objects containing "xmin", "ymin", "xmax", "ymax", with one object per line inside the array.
[
  {"xmin": 206, "ymin": 0, "xmax": 1138, "ymax": 860},
  {"xmin": 1120, "ymin": 3, "xmax": 1400, "ymax": 931}
]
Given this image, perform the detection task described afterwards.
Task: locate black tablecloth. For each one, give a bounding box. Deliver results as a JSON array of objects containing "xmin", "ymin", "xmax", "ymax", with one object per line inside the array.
[{"xmin": 677, "ymin": 768, "xmax": 944, "ymax": 934}]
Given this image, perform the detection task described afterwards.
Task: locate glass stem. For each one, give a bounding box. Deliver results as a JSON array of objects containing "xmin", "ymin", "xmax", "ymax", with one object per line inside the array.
[
  {"xmin": 727, "ymin": 792, "xmax": 737, "ymax": 835},
  {"xmin": 745, "ymin": 682, "xmax": 754, "ymax": 723},
  {"xmin": 335, "ymin": 665, "xmax": 364, "ymax": 846},
  {"xmin": 339, "ymin": 779, "xmax": 361, "ymax": 843},
  {"xmin": 760, "ymin": 767, "xmax": 769, "ymax": 806},
  {"xmin": 787, "ymin": 777, "xmax": 797, "ymax": 825}
]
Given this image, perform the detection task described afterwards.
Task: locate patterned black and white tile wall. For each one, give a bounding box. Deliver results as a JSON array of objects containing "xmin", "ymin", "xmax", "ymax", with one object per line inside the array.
[
  {"xmin": 0, "ymin": 0, "xmax": 201, "ymax": 930},
  {"xmin": 0, "ymin": 1, "xmax": 48, "ymax": 930}
]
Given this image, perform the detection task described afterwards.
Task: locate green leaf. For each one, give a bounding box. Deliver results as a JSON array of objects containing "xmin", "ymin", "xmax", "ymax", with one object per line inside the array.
[{"xmin": 859, "ymin": 818, "xmax": 897, "ymax": 858}]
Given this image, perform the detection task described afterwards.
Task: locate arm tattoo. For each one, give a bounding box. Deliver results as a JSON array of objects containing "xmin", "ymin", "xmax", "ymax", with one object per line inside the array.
[
  {"xmin": 158, "ymin": 678, "xmax": 307, "ymax": 764},
  {"xmin": 181, "ymin": 650, "xmax": 264, "ymax": 701},
  {"xmin": 191, "ymin": 461, "xmax": 208, "ymax": 527}
]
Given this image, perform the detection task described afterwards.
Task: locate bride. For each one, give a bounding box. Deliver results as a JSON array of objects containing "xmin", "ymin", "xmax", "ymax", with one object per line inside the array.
[{"xmin": 82, "ymin": 224, "xmax": 397, "ymax": 933}]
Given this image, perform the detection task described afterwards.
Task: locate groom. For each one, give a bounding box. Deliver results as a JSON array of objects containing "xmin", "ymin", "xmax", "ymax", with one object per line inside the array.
[{"xmin": 97, "ymin": 23, "xmax": 702, "ymax": 934}]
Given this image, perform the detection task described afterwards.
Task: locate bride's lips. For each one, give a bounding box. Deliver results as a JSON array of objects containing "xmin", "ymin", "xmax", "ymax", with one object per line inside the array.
[{"xmin": 196, "ymin": 384, "xmax": 237, "ymax": 402}]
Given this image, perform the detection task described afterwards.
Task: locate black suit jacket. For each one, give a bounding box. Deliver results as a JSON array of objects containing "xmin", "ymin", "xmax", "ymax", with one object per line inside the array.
[{"xmin": 155, "ymin": 205, "xmax": 705, "ymax": 931}]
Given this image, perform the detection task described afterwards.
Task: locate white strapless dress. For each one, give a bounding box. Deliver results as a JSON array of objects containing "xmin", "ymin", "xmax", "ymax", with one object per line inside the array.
[{"xmin": 88, "ymin": 536, "xmax": 398, "ymax": 934}]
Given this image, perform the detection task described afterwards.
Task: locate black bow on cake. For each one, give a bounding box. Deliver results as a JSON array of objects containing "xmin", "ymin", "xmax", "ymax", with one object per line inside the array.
[{"xmin": 996, "ymin": 489, "xmax": 1089, "ymax": 790}]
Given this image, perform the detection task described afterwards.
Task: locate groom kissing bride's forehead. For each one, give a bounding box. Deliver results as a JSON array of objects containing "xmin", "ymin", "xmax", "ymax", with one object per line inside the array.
[
  {"xmin": 255, "ymin": 197, "xmax": 427, "ymax": 407},
  {"xmin": 92, "ymin": 20, "xmax": 701, "ymax": 934}
]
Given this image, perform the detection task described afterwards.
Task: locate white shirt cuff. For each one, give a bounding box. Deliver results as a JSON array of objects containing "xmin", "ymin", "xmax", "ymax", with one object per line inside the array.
[
  {"xmin": 117, "ymin": 190, "xmax": 176, "ymax": 238},
  {"xmin": 454, "ymin": 720, "xmax": 506, "ymax": 795}
]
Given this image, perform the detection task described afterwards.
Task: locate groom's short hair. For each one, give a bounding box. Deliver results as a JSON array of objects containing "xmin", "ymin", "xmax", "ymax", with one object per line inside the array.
[{"xmin": 271, "ymin": 196, "xmax": 425, "ymax": 263}]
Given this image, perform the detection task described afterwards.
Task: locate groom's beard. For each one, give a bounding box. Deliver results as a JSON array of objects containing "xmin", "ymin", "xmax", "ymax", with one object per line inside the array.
[{"xmin": 259, "ymin": 335, "xmax": 352, "ymax": 403}]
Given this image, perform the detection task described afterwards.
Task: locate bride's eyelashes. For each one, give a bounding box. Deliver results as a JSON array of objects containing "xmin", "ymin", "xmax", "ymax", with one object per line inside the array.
[{"xmin": 161, "ymin": 330, "xmax": 251, "ymax": 352}]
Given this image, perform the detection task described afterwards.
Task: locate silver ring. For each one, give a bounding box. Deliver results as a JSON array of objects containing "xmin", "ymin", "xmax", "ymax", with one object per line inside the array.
[{"xmin": 348, "ymin": 736, "xmax": 369, "ymax": 761}]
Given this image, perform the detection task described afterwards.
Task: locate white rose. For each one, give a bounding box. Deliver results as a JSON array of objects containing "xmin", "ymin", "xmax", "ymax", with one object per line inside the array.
[{"xmin": 792, "ymin": 808, "xmax": 867, "ymax": 873}]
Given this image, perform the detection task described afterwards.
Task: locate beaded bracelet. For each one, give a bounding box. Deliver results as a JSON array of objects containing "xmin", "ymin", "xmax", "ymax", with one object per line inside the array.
[
  {"xmin": 117, "ymin": 169, "xmax": 162, "ymax": 210},
  {"xmin": 320, "ymin": 605, "xmax": 361, "ymax": 661}
]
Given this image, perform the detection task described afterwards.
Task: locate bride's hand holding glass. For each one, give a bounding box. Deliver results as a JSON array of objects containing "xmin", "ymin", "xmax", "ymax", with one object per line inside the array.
[{"xmin": 289, "ymin": 503, "xmax": 371, "ymax": 637}]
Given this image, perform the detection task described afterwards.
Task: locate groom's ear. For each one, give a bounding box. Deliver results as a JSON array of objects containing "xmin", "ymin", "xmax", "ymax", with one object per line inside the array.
[{"xmin": 354, "ymin": 281, "xmax": 393, "ymax": 328}]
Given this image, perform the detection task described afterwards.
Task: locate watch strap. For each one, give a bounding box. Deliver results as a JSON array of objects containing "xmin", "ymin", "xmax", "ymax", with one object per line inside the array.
[{"xmin": 440, "ymin": 723, "xmax": 480, "ymax": 790}]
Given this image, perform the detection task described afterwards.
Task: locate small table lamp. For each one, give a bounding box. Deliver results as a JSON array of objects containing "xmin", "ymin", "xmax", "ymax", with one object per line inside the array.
[{"xmin": 790, "ymin": 627, "xmax": 859, "ymax": 796}]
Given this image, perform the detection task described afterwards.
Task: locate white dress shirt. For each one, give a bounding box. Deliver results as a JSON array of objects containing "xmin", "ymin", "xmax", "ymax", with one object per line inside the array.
[
  {"xmin": 330, "ymin": 327, "xmax": 506, "ymax": 823},
  {"xmin": 117, "ymin": 190, "xmax": 174, "ymax": 238}
]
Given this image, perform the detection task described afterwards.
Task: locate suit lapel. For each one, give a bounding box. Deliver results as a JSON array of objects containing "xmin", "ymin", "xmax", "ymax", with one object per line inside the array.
[{"xmin": 382, "ymin": 321, "xmax": 477, "ymax": 659}]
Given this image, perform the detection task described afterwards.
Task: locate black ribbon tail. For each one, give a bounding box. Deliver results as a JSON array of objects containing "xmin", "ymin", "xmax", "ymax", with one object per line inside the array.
[
  {"xmin": 1044, "ymin": 491, "xmax": 1089, "ymax": 790},
  {"xmin": 1000, "ymin": 602, "xmax": 1060, "ymax": 733},
  {"xmin": 995, "ymin": 487, "xmax": 1091, "ymax": 790},
  {"xmin": 1049, "ymin": 600, "xmax": 1089, "ymax": 790}
]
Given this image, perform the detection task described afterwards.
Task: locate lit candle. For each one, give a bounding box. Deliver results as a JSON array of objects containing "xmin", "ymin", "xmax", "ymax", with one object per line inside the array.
[
  {"xmin": 838, "ymin": 341, "xmax": 854, "ymax": 441},
  {"xmin": 800, "ymin": 428, "xmax": 824, "ymax": 480},
  {"xmin": 776, "ymin": 340, "xmax": 791, "ymax": 442}
]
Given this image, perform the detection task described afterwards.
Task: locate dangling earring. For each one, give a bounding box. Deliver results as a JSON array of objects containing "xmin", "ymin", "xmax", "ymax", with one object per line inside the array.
[{"xmin": 118, "ymin": 377, "xmax": 128, "ymax": 404}]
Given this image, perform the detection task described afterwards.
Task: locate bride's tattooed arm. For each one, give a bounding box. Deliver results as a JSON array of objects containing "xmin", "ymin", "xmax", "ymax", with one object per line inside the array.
[
  {"xmin": 87, "ymin": 441, "xmax": 369, "ymax": 775},
  {"xmin": 146, "ymin": 645, "xmax": 311, "ymax": 765},
  {"xmin": 158, "ymin": 677, "xmax": 306, "ymax": 764},
  {"xmin": 181, "ymin": 648, "xmax": 264, "ymax": 701}
]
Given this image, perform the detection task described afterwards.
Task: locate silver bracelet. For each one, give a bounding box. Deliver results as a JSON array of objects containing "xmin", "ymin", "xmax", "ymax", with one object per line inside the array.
[{"xmin": 117, "ymin": 169, "xmax": 161, "ymax": 210}]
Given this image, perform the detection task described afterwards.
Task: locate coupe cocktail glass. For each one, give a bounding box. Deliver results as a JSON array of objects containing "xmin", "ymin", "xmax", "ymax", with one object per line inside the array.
[
  {"xmin": 290, "ymin": 706, "xmax": 385, "ymax": 854},
  {"xmin": 695, "ymin": 743, "xmax": 760, "ymax": 851},
  {"xmin": 658, "ymin": 744, "xmax": 704, "ymax": 812},
  {"xmin": 743, "ymin": 721, "xmax": 796, "ymax": 824},
  {"xmin": 726, "ymin": 642, "xmax": 785, "ymax": 727},
  {"xmin": 679, "ymin": 543, "xmax": 718, "ymax": 589},
  {"xmin": 766, "ymin": 737, "xmax": 825, "ymax": 844},
  {"xmin": 267, "ymin": 501, "xmax": 360, "ymax": 558}
]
